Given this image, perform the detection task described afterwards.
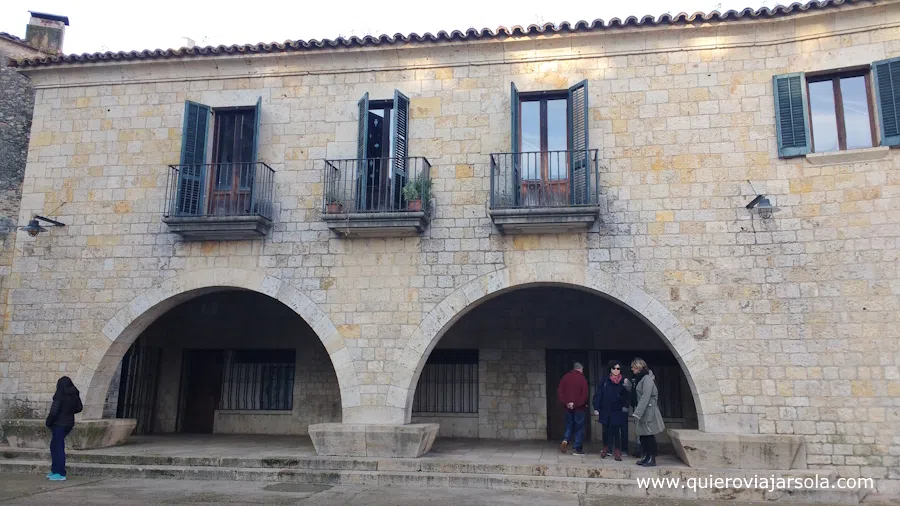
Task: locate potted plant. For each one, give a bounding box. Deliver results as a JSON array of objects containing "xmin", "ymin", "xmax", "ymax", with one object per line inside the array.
[
  {"xmin": 325, "ymin": 186, "xmax": 343, "ymax": 214},
  {"xmin": 402, "ymin": 175, "xmax": 432, "ymax": 212}
]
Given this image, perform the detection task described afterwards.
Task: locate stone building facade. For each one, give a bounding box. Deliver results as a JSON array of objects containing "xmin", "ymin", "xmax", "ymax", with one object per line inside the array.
[{"xmin": 2, "ymin": 0, "xmax": 899, "ymax": 492}]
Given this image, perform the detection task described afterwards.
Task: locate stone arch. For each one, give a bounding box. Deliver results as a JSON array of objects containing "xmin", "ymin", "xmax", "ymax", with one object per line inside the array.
[
  {"xmin": 78, "ymin": 268, "xmax": 359, "ymax": 419},
  {"xmin": 386, "ymin": 262, "xmax": 726, "ymax": 431}
]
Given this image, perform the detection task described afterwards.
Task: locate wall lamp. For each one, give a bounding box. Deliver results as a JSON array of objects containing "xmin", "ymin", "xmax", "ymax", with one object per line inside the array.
[
  {"xmin": 745, "ymin": 195, "xmax": 779, "ymax": 219},
  {"xmin": 19, "ymin": 215, "xmax": 66, "ymax": 237}
]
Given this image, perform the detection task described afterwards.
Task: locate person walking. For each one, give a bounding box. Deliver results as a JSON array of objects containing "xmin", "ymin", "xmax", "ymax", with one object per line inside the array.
[
  {"xmin": 593, "ymin": 360, "xmax": 631, "ymax": 461},
  {"xmin": 45, "ymin": 376, "xmax": 83, "ymax": 481},
  {"xmin": 557, "ymin": 362, "xmax": 589, "ymax": 456},
  {"xmin": 630, "ymin": 358, "xmax": 664, "ymax": 467}
]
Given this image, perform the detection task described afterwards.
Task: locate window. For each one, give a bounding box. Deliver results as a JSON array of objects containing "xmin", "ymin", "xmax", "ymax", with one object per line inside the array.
[
  {"xmin": 508, "ymin": 81, "xmax": 590, "ymax": 206},
  {"xmin": 175, "ymin": 98, "xmax": 262, "ymax": 216},
  {"xmin": 774, "ymin": 58, "xmax": 900, "ymax": 158},
  {"xmin": 808, "ymin": 72, "xmax": 875, "ymax": 152},
  {"xmin": 219, "ymin": 349, "xmax": 295, "ymax": 411},
  {"xmin": 355, "ymin": 91, "xmax": 410, "ymax": 211},
  {"xmin": 412, "ymin": 349, "xmax": 478, "ymax": 414}
]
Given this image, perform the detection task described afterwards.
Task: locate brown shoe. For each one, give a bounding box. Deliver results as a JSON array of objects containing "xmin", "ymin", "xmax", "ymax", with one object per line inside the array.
[
  {"xmin": 614, "ymin": 448, "xmax": 622, "ymax": 461},
  {"xmin": 600, "ymin": 446, "xmax": 609, "ymax": 459},
  {"xmin": 560, "ymin": 440, "xmax": 568, "ymax": 453}
]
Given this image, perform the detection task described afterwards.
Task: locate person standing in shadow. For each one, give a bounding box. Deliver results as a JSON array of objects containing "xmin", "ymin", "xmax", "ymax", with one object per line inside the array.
[{"xmin": 593, "ymin": 360, "xmax": 631, "ymax": 461}]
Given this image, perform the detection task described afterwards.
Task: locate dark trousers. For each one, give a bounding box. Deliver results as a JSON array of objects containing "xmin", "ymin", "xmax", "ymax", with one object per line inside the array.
[
  {"xmin": 639, "ymin": 434, "xmax": 658, "ymax": 457},
  {"xmin": 602, "ymin": 423, "xmax": 628, "ymax": 452},
  {"xmin": 50, "ymin": 425, "xmax": 72, "ymax": 476},
  {"xmin": 563, "ymin": 410, "xmax": 586, "ymax": 450}
]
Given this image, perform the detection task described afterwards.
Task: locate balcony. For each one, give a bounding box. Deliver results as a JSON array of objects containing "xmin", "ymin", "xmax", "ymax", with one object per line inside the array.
[
  {"xmin": 162, "ymin": 162, "xmax": 275, "ymax": 241},
  {"xmin": 322, "ymin": 157, "xmax": 431, "ymax": 237},
  {"xmin": 489, "ymin": 150, "xmax": 601, "ymax": 234}
]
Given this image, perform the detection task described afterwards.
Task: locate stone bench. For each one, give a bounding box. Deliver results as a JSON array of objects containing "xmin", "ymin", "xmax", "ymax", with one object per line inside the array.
[
  {"xmin": 668, "ymin": 429, "xmax": 807, "ymax": 469},
  {"xmin": 1, "ymin": 419, "xmax": 136, "ymax": 450}
]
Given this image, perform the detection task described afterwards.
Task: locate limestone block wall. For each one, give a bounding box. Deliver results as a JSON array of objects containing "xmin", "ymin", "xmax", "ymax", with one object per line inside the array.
[{"xmin": 1, "ymin": 0, "xmax": 898, "ymax": 488}]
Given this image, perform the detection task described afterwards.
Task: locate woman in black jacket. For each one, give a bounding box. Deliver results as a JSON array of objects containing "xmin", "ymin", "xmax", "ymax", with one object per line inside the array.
[
  {"xmin": 592, "ymin": 360, "xmax": 631, "ymax": 460},
  {"xmin": 45, "ymin": 376, "xmax": 83, "ymax": 481}
]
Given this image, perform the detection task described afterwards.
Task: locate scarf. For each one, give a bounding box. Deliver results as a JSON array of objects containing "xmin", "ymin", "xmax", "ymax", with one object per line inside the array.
[{"xmin": 609, "ymin": 373, "xmax": 623, "ymax": 385}]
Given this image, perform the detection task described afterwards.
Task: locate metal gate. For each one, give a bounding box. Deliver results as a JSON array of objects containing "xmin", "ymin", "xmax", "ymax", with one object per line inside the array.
[{"xmin": 116, "ymin": 339, "xmax": 162, "ymax": 434}]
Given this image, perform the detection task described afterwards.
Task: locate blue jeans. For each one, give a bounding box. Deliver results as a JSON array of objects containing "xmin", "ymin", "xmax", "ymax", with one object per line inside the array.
[
  {"xmin": 563, "ymin": 410, "xmax": 585, "ymax": 451},
  {"xmin": 50, "ymin": 425, "xmax": 71, "ymax": 476}
]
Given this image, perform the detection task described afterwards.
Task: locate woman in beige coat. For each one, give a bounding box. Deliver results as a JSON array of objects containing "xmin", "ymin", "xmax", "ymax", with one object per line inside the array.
[{"xmin": 630, "ymin": 357, "xmax": 664, "ymax": 467}]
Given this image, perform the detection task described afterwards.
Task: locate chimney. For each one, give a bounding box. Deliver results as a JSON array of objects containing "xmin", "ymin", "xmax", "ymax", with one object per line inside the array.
[{"xmin": 25, "ymin": 11, "xmax": 69, "ymax": 54}]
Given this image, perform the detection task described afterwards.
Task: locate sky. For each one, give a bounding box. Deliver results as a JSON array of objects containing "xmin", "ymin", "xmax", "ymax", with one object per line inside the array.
[{"xmin": 2, "ymin": 0, "xmax": 774, "ymax": 55}]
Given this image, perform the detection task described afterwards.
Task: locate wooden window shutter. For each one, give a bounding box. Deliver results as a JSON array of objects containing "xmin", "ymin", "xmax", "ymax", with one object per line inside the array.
[
  {"xmin": 391, "ymin": 90, "xmax": 410, "ymax": 207},
  {"xmin": 567, "ymin": 80, "xmax": 589, "ymax": 204},
  {"xmin": 177, "ymin": 100, "xmax": 210, "ymax": 215},
  {"xmin": 873, "ymin": 57, "xmax": 900, "ymax": 147},
  {"xmin": 251, "ymin": 96, "xmax": 262, "ymax": 162},
  {"xmin": 772, "ymin": 73, "xmax": 810, "ymax": 158},
  {"xmin": 356, "ymin": 92, "xmax": 369, "ymax": 210},
  {"xmin": 510, "ymin": 82, "xmax": 519, "ymax": 153}
]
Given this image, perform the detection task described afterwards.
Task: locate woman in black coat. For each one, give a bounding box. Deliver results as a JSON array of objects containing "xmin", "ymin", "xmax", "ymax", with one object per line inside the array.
[
  {"xmin": 592, "ymin": 360, "xmax": 631, "ymax": 460},
  {"xmin": 45, "ymin": 376, "xmax": 83, "ymax": 481}
]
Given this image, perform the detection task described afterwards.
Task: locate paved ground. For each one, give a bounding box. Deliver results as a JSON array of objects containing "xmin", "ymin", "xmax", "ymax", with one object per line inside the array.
[
  {"xmin": 0, "ymin": 474, "xmax": 864, "ymax": 506},
  {"xmin": 59, "ymin": 434, "xmax": 684, "ymax": 468}
]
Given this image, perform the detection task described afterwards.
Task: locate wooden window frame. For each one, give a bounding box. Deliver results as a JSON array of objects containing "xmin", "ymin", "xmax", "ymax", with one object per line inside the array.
[
  {"xmin": 806, "ymin": 69, "xmax": 878, "ymax": 152},
  {"xmin": 208, "ymin": 106, "xmax": 256, "ymax": 214},
  {"xmin": 518, "ymin": 90, "xmax": 569, "ymax": 154}
]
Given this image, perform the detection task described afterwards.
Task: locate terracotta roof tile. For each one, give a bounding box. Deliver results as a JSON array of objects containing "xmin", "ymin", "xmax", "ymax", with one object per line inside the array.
[{"xmin": 10, "ymin": 0, "xmax": 870, "ymax": 68}]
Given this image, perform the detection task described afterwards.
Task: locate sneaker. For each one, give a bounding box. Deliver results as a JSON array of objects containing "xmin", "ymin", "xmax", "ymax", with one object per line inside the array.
[
  {"xmin": 600, "ymin": 446, "xmax": 609, "ymax": 459},
  {"xmin": 46, "ymin": 472, "xmax": 53, "ymax": 478},
  {"xmin": 559, "ymin": 440, "xmax": 568, "ymax": 453},
  {"xmin": 48, "ymin": 474, "xmax": 66, "ymax": 481},
  {"xmin": 573, "ymin": 449, "xmax": 586, "ymax": 456},
  {"xmin": 614, "ymin": 448, "xmax": 622, "ymax": 461}
]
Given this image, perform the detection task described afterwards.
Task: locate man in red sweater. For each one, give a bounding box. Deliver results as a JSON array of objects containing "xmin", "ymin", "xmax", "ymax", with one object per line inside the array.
[{"xmin": 557, "ymin": 362, "xmax": 589, "ymax": 455}]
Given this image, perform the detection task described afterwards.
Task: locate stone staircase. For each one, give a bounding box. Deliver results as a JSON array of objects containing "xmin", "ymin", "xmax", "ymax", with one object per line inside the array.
[{"xmin": 0, "ymin": 447, "xmax": 866, "ymax": 504}]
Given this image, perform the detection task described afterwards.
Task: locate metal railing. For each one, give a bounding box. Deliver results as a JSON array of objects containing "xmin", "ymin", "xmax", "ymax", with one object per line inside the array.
[
  {"xmin": 164, "ymin": 162, "xmax": 275, "ymax": 220},
  {"xmin": 323, "ymin": 157, "xmax": 431, "ymax": 214},
  {"xmin": 489, "ymin": 149, "xmax": 600, "ymax": 209}
]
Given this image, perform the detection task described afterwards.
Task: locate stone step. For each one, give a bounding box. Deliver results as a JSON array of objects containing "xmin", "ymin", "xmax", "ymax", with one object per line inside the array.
[
  {"xmin": 0, "ymin": 447, "xmax": 834, "ymax": 482},
  {"xmin": 0, "ymin": 459, "xmax": 865, "ymax": 504}
]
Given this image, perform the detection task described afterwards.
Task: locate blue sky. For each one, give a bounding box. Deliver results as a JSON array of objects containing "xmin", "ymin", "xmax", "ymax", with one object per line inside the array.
[{"xmin": 2, "ymin": 0, "xmax": 773, "ymax": 55}]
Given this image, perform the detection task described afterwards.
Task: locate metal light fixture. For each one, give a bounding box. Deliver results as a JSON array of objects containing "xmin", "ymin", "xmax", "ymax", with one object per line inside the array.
[
  {"xmin": 19, "ymin": 215, "xmax": 66, "ymax": 237},
  {"xmin": 745, "ymin": 195, "xmax": 779, "ymax": 219}
]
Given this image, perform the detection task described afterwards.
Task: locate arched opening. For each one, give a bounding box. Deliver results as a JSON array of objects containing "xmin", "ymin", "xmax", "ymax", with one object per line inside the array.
[
  {"xmin": 101, "ymin": 289, "xmax": 341, "ymax": 435},
  {"xmin": 410, "ymin": 284, "xmax": 699, "ymax": 451}
]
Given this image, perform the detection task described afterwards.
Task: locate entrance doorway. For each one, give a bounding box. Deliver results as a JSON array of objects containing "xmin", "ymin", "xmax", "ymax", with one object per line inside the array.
[{"xmin": 179, "ymin": 350, "xmax": 225, "ymax": 433}]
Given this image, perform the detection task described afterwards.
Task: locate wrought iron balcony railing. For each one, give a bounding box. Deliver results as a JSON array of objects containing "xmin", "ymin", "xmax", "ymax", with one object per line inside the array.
[
  {"xmin": 489, "ymin": 150, "xmax": 600, "ymax": 209},
  {"xmin": 323, "ymin": 157, "xmax": 431, "ymax": 214},
  {"xmin": 163, "ymin": 162, "xmax": 275, "ymax": 220}
]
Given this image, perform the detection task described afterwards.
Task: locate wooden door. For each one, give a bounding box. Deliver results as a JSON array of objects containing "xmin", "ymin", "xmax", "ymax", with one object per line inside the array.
[
  {"xmin": 546, "ymin": 349, "xmax": 591, "ymax": 442},
  {"xmin": 180, "ymin": 350, "xmax": 224, "ymax": 434},
  {"xmin": 209, "ymin": 109, "xmax": 255, "ymax": 215},
  {"xmin": 519, "ymin": 97, "xmax": 570, "ymax": 207}
]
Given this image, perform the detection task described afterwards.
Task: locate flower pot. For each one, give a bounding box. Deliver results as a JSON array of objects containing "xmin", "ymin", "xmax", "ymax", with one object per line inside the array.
[
  {"xmin": 407, "ymin": 199, "xmax": 423, "ymax": 211},
  {"xmin": 326, "ymin": 202, "xmax": 343, "ymax": 214}
]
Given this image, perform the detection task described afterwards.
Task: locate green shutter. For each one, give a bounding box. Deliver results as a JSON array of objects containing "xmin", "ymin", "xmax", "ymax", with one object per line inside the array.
[
  {"xmin": 873, "ymin": 57, "xmax": 900, "ymax": 147},
  {"xmin": 568, "ymin": 80, "xmax": 589, "ymax": 204},
  {"xmin": 178, "ymin": 100, "xmax": 210, "ymax": 215},
  {"xmin": 773, "ymin": 73, "xmax": 810, "ymax": 158},
  {"xmin": 391, "ymin": 90, "xmax": 410, "ymax": 209},
  {"xmin": 356, "ymin": 93, "xmax": 369, "ymax": 211},
  {"xmin": 510, "ymin": 82, "xmax": 519, "ymax": 153},
  {"xmin": 251, "ymin": 96, "xmax": 262, "ymax": 162},
  {"xmin": 509, "ymin": 83, "xmax": 520, "ymax": 206}
]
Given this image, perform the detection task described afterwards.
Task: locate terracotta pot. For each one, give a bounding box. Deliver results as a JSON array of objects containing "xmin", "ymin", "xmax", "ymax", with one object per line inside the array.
[
  {"xmin": 407, "ymin": 199, "xmax": 423, "ymax": 211},
  {"xmin": 326, "ymin": 202, "xmax": 343, "ymax": 213}
]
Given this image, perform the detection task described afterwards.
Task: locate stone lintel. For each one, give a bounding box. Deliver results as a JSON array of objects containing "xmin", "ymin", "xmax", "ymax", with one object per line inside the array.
[
  {"xmin": 489, "ymin": 206, "xmax": 599, "ymax": 234},
  {"xmin": 163, "ymin": 214, "xmax": 273, "ymax": 240},
  {"xmin": 308, "ymin": 423, "xmax": 439, "ymax": 458},
  {"xmin": 323, "ymin": 211, "xmax": 430, "ymax": 237},
  {"xmin": 668, "ymin": 429, "xmax": 807, "ymax": 470},
  {"xmin": 1, "ymin": 418, "xmax": 136, "ymax": 450}
]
